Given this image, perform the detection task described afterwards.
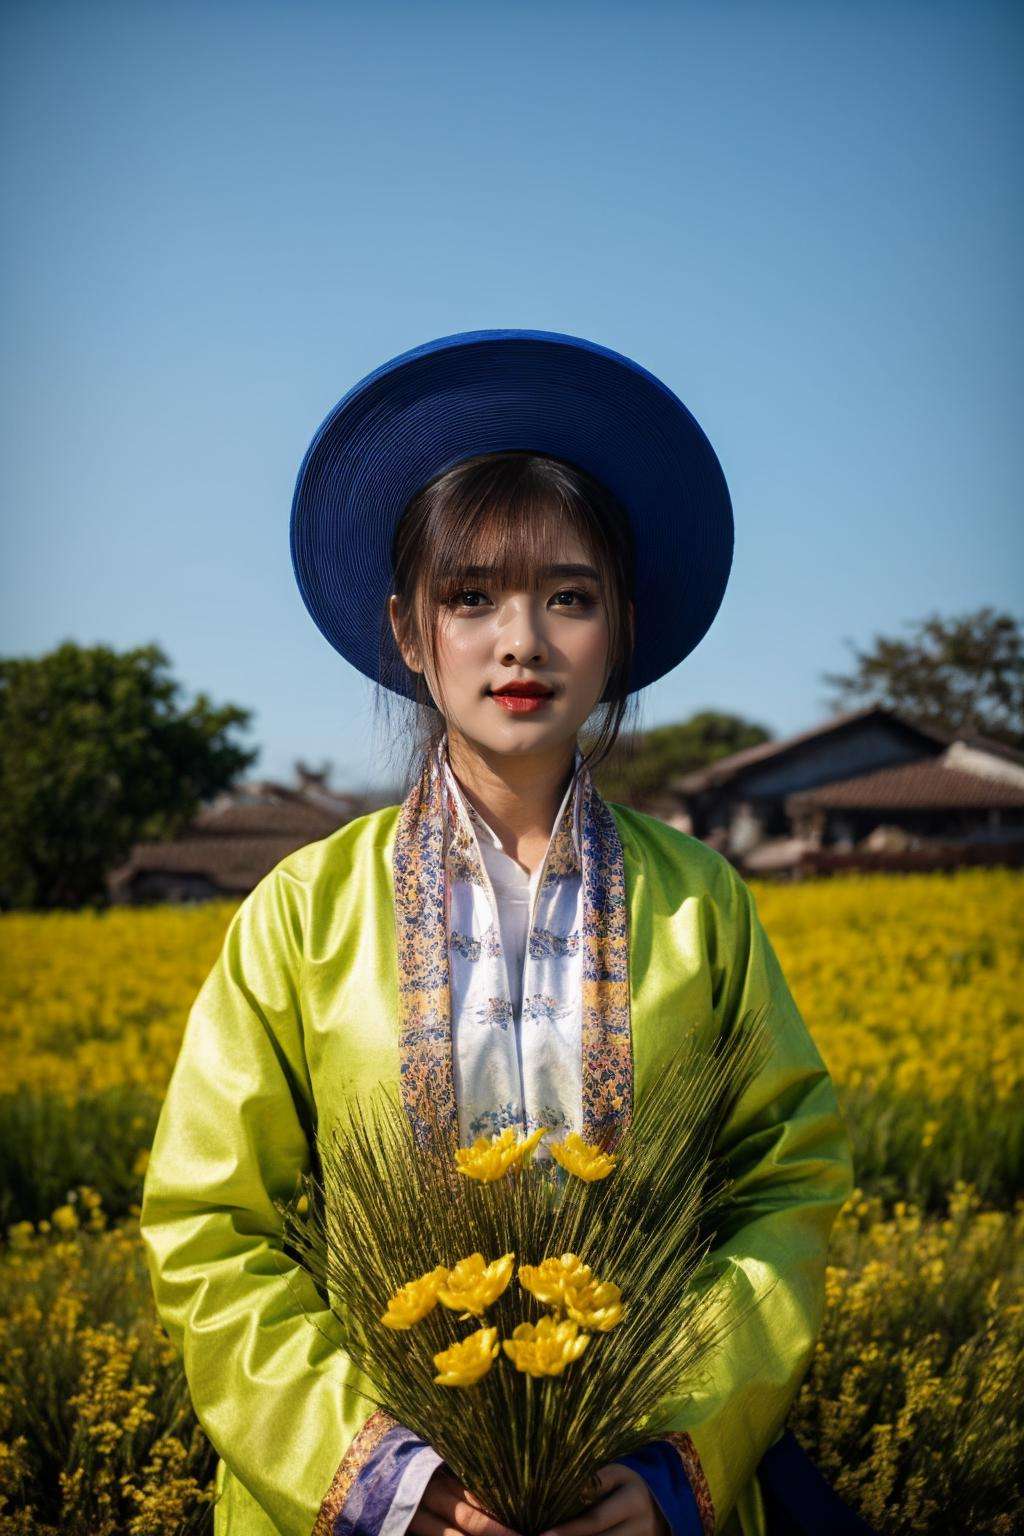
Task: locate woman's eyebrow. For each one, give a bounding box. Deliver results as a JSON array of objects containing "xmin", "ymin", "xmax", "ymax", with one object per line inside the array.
[{"xmin": 459, "ymin": 563, "xmax": 600, "ymax": 580}]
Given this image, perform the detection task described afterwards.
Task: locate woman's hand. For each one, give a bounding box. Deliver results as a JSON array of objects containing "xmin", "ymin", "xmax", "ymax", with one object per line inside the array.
[
  {"xmin": 537, "ymin": 1464, "xmax": 670, "ymax": 1536},
  {"xmin": 410, "ymin": 1465, "xmax": 523, "ymax": 1536}
]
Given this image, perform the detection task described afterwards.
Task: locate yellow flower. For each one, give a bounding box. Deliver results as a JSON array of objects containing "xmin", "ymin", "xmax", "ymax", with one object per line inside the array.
[
  {"xmin": 454, "ymin": 1125, "xmax": 550, "ymax": 1182},
  {"xmin": 51, "ymin": 1204, "xmax": 78, "ymax": 1233},
  {"xmin": 380, "ymin": 1264, "xmax": 450, "ymax": 1330},
  {"xmin": 433, "ymin": 1325, "xmax": 501, "ymax": 1386},
  {"xmin": 437, "ymin": 1252, "xmax": 514, "ymax": 1318},
  {"xmin": 518, "ymin": 1254, "xmax": 624, "ymax": 1328},
  {"xmin": 563, "ymin": 1276, "xmax": 624, "ymax": 1331},
  {"xmin": 502, "ymin": 1316, "xmax": 591, "ymax": 1376},
  {"xmin": 518, "ymin": 1252, "xmax": 593, "ymax": 1309},
  {"xmin": 547, "ymin": 1131, "xmax": 616, "ymax": 1181}
]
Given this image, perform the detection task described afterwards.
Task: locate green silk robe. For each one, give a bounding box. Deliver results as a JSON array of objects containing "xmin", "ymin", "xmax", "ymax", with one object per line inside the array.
[{"xmin": 139, "ymin": 798, "xmax": 854, "ymax": 1536}]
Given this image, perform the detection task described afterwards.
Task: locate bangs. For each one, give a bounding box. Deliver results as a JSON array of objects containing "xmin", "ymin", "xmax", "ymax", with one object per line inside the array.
[{"xmin": 423, "ymin": 493, "xmax": 600, "ymax": 606}]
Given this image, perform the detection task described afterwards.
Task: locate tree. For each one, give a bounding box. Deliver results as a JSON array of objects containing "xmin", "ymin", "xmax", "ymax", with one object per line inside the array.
[
  {"xmin": 0, "ymin": 641, "xmax": 259, "ymax": 910},
  {"xmin": 821, "ymin": 607, "xmax": 1024, "ymax": 751},
  {"xmin": 591, "ymin": 710, "xmax": 773, "ymax": 809}
]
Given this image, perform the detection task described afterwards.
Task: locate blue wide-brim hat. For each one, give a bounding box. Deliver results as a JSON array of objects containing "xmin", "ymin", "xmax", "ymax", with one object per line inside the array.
[{"xmin": 290, "ymin": 328, "xmax": 733, "ymax": 700}]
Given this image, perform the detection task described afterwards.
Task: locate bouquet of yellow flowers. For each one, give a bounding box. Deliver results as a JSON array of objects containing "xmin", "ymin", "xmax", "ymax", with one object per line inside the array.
[{"xmin": 277, "ymin": 1007, "xmax": 770, "ymax": 1536}]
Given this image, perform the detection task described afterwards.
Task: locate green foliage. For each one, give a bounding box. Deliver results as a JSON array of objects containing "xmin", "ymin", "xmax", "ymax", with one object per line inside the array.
[
  {"xmin": 838, "ymin": 1078, "xmax": 1024, "ymax": 1213},
  {"xmin": 821, "ymin": 606, "xmax": 1024, "ymax": 749},
  {"xmin": 0, "ymin": 641, "xmax": 258, "ymax": 910},
  {"xmin": 3, "ymin": 1070, "xmax": 1021, "ymax": 1234},
  {"xmin": 589, "ymin": 711, "xmax": 773, "ymax": 808},
  {"xmin": 0, "ymin": 1087, "xmax": 158, "ymax": 1229}
]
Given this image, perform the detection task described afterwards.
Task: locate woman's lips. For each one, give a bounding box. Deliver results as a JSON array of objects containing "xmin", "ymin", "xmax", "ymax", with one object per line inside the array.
[{"xmin": 489, "ymin": 691, "xmax": 553, "ymax": 714}]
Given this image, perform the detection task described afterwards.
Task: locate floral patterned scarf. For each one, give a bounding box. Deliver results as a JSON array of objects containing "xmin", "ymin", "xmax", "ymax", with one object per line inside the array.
[{"xmin": 391, "ymin": 734, "xmax": 633, "ymax": 1155}]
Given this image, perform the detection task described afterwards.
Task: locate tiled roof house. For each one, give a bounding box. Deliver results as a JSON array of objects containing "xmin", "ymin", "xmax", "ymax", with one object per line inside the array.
[
  {"xmin": 670, "ymin": 705, "xmax": 1024, "ymax": 874},
  {"xmin": 108, "ymin": 766, "xmax": 370, "ymax": 904}
]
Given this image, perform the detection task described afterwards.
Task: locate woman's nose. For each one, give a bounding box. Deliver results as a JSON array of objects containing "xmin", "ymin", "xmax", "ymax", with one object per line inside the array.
[
  {"xmin": 496, "ymin": 599, "xmax": 547, "ymax": 665},
  {"xmin": 501, "ymin": 640, "xmax": 544, "ymax": 664}
]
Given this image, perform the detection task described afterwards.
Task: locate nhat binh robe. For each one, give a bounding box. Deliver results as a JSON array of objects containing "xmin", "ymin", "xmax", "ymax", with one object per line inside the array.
[{"xmin": 139, "ymin": 742, "xmax": 855, "ymax": 1536}]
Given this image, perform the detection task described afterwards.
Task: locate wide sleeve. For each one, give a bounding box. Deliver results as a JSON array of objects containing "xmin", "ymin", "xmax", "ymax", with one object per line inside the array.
[
  {"xmin": 138, "ymin": 864, "xmax": 443, "ymax": 1536},
  {"xmin": 648, "ymin": 867, "xmax": 855, "ymax": 1536}
]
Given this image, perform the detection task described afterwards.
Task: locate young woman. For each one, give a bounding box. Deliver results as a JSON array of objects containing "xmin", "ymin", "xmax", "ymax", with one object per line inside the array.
[{"xmin": 140, "ymin": 331, "xmax": 863, "ymax": 1536}]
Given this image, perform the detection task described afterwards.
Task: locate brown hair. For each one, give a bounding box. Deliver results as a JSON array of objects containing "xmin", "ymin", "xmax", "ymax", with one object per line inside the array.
[{"xmin": 374, "ymin": 450, "xmax": 642, "ymax": 786}]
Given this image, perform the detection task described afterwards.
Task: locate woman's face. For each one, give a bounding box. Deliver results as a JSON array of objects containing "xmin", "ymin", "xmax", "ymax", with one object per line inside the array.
[{"xmin": 391, "ymin": 528, "xmax": 629, "ymax": 762}]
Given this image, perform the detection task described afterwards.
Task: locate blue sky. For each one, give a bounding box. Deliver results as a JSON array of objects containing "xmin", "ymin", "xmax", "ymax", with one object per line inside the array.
[{"xmin": 2, "ymin": 0, "xmax": 1021, "ymax": 794}]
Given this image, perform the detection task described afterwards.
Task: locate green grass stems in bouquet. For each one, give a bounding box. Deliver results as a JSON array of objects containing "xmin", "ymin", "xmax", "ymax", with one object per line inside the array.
[{"xmin": 276, "ymin": 1006, "xmax": 772, "ymax": 1536}]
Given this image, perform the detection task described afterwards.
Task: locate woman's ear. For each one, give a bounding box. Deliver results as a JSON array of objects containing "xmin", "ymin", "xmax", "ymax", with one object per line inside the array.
[{"xmin": 389, "ymin": 593, "xmax": 422, "ymax": 675}]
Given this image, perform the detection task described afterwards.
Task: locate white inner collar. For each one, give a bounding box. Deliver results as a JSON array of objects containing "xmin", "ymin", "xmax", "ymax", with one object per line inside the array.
[{"xmin": 445, "ymin": 750, "xmax": 581, "ymax": 877}]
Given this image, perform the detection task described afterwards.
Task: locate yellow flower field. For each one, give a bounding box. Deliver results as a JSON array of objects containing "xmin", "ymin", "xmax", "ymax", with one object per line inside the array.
[
  {"xmin": 3, "ymin": 868, "xmax": 1020, "ymax": 1108},
  {"xmin": 0, "ymin": 901, "xmax": 234, "ymax": 1099},
  {"xmin": 755, "ymin": 868, "xmax": 1022, "ymax": 1106},
  {"xmin": 1, "ymin": 868, "xmax": 1021, "ymax": 1533}
]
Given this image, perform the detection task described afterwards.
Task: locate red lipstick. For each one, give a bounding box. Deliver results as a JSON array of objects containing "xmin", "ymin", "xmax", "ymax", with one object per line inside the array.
[{"xmin": 488, "ymin": 680, "xmax": 554, "ymax": 714}]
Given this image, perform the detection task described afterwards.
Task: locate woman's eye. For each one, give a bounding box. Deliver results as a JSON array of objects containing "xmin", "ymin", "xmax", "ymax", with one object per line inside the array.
[
  {"xmin": 444, "ymin": 587, "xmax": 595, "ymax": 610},
  {"xmin": 446, "ymin": 589, "xmax": 487, "ymax": 608}
]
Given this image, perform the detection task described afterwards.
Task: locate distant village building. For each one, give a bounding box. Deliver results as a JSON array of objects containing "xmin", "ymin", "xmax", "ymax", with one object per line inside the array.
[
  {"xmin": 670, "ymin": 705, "xmax": 1024, "ymax": 876},
  {"xmin": 108, "ymin": 761, "xmax": 369, "ymax": 905},
  {"xmin": 109, "ymin": 715, "xmax": 1024, "ymax": 902}
]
